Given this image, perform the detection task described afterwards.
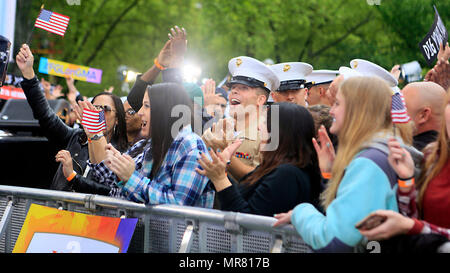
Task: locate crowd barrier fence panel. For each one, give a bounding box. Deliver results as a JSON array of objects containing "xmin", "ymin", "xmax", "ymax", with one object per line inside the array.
[{"xmin": 0, "ymin": 185, "xmax": 312, "ymax": 253}]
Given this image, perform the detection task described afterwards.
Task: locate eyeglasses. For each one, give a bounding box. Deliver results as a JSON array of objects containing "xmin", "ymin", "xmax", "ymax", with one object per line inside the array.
[
  {"xmin": 93, "ymin": 105, "xmax": 115, "ymax": 112},
  {"xmin": 126, "ymin": 108, "xmax": 136, "ymax": 116}
]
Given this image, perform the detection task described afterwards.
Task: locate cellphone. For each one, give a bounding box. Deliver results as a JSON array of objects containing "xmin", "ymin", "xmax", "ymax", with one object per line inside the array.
[{"xmin": 355, "ymin": 214, "xmax": 387, "ymax": 231}]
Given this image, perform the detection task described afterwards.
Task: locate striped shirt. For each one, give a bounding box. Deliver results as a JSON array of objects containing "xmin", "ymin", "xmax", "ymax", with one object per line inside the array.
[{"xmin": 119, "ymin": 125, "xmax": 214, "ymax": 208}]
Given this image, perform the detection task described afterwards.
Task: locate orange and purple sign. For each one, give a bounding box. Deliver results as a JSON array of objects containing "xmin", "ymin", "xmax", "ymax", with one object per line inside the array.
[{"xmin": 13, "ymin": 204, "xmax": 137, "ymax": 253}]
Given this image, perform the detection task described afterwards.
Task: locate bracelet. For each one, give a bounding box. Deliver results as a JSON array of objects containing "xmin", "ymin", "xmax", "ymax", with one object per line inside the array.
[
  {"xmin": 66, "ymin": 171, "xmax": 77, "ymax": 182},
  {"xmin": 88, "ymin": 133, "xmax": 104, "ymax": 144},
  {"xmin": 398, "ymin": 177, "xmax": 415, "ymax": 188},
  {"xmin": 398, "ymin": 174, "xmax": 415, "ymax": 181},
  {"xmin": 322, "ymin": 172, "xmax": 332, "ymax": 179},
  {"xmin": 154, "ymin": 58, "xmax": 166, "ymax": 71}
]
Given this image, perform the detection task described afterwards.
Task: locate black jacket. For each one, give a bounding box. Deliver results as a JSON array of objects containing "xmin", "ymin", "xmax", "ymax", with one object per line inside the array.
[
  {"xmin": 20, "ymin": 77, "xmax": 111, "ymax": 195},
  {"xmin": 216, "ymin": 164, "xmax": 320, "ymax": 217}
]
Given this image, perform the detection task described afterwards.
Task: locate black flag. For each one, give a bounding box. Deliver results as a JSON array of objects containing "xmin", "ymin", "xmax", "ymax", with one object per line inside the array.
[{"xmin": 418, "ymin": 6, "xmax": 448, "ymax": 66}]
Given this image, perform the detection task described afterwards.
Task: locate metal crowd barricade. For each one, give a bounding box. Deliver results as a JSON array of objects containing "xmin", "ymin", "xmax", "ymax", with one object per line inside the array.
[{"xmin": 0, "ymin": 185, "xmax": 311, "ymax": 253}]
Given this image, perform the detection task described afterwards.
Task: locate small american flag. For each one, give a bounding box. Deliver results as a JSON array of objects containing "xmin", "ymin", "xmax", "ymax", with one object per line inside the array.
[
  {"xmin": 82, "ymin": 109, "xmax": 107, "ymax": 134},
  {"xmin": 391, "ymin": 91, "xmax": 411, "ymax": 124},
  {"xmin": 34, "ymin": 9, "xmax": 70, "ymax": 37}
]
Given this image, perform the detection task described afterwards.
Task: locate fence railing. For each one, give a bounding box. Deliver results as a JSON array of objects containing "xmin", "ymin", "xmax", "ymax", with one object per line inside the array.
[{"xmin": 0, "ymin": 185, "xmax": 311, "ymax": 253}]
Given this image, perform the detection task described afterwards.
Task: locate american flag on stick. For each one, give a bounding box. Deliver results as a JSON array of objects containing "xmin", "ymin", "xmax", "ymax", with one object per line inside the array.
[
  {"xmin": 81, "ymin": 109, "xmax": 107, "ymax": 134},
  {"xmin": 34, "ymin": 9, "xmax": 70, "ymax": 37},
  {"xmin": 391, "ymin": 91, "xmax": 411, "ymax": 124}
]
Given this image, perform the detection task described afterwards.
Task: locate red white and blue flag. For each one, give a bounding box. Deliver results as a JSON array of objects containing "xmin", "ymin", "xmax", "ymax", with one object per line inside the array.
[
  {"xmin": 82, "ymin": 109, "xmax": 106, "ymax": 134},
  {"xmin": 391, "ymin": 91, "xmax": 411, "ymax": 124},
  {"xmin": 34, "ymin": 9, "xmax": 70, "ymax": 37}
]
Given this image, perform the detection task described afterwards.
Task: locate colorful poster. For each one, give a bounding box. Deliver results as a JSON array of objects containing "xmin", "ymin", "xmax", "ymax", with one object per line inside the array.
[
  {"xmin": 38, "ymin": 57, "xmax": 103, "ymax": 84},
  {"xmin": 13, "ymin": 204, "xmax": 138, "ymax": 253}
]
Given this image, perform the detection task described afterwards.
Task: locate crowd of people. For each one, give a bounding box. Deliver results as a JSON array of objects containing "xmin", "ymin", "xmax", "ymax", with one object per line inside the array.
[{"xmin": 13, "ymin": 25, "xmax": 450, "ymax": 253}]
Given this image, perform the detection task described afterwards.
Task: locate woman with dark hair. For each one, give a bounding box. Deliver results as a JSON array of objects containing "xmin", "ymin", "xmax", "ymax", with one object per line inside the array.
[
  {"xmin": 95, "ymin": 83, "xmax": 214, "ymax": 207},
  {"xmin": 196, "ymin": 102, "xmax": 322, "ymax": 216},
  {"xmin": 15, "ymin": 44, "xmax": 128, "ymax": 196}
]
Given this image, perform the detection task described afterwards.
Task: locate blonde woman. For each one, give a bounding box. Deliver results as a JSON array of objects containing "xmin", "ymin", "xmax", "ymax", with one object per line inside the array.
[{"xmin": 273, "ymin": 76, "xmax": 419, "ymax": 252}]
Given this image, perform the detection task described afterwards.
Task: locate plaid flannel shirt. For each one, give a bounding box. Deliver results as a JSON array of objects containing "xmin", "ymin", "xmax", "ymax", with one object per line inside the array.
[
  {"xmin": 88, "ymin": 139, "xmax": 150, "ymax": 198},
  {"xmin": 398, "ymin": 188, "xmax": 450, "ymax": 240},
  {"xmin": 119, "ymin": 125, "xmax": 214, "ymax": 208}
]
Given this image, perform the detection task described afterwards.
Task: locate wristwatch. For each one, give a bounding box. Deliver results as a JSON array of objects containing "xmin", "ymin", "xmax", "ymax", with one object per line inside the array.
[{"xmin": 89, "ymin": 133, "xmax": 104, "ymax": 142}]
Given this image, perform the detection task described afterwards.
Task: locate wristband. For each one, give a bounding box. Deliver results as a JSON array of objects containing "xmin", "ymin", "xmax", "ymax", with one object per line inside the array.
[
  {"xmin": 88, "ymin": 133, "xmax": 104, "ymax": 144},
  {"xmin": 66, "ymin": 171, "xmax": 77, "ymax": 182},
  {"xmin": 154, "ymin": 58, "xmax": 166, "ymax": 71},
  {"xmin": 398, "ymin": 174, "xmax": 415, "ymax": 181},
  {"xmin": 322, "ymin": 172, "xmax": 332, "ymax": 179},
  {"xmin": 398, "ymin": 177, "xmax": 415, "ymax": 188}
]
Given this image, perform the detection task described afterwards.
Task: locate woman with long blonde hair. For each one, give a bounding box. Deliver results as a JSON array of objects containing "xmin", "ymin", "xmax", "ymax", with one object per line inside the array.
[{"xmin": 274, "ymin": 76, "xmax": 419, "ymax": 252}]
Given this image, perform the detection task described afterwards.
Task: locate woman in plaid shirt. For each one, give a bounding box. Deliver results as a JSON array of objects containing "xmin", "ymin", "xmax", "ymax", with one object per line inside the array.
[{"xmin": 90, "ymin": 83, "xmax": 214, "ymax": 208}]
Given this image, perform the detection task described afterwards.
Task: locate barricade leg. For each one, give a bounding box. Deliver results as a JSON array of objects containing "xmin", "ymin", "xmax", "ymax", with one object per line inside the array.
[{"xmin": 0, "ymin": 199, "xmax": 13, "ymax": 252}]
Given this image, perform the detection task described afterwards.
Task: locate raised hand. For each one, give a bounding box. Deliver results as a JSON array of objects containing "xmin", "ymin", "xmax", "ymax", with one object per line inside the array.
[
  {"xmin": 168, "ymin": 26, "xmax": 187, "ymax": 68},
  {"xmin": 425, "ymin": 58, "xmax": 450, "ymax": 91},
  {"xmin": 387, "ymin": 138, "xmax": 414, "ymax": 180},
  {"xmin": 437, "ymin": 42, "xmax": 450, "ymax": 62},
  {"xmin": 390, "ymin": 64, "xmax": 401, "ymax": 81},
  {"xmin": 76, "ymin": 99, "xmax": 99, "ymax": 137},
  {"xmin": 201, "ymin": 79, "xmax": 221, "ymax": 107},
  {"xmin": 312, "ymin": 125, "xmax": 335, "ymax": 174},
  {"xmin": 15, "ymin": 44, "xmax": 35, "ymax": 79}
]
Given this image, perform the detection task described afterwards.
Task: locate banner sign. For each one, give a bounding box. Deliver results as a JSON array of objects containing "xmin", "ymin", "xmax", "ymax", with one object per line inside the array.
[
  {"xmin": 38, "ymin": 57, "xmax": 103, "ymax": 84},
  {"xmin": 418, "ymin": 6, "xmax": 448, "ymax": 66},
  {"xmin": 0, "ymin": 86, "xmax": 25, "ymax": 100},
  {"xmin": 13, "ymin": 204, "xmax": 138, "ymax": 253}
]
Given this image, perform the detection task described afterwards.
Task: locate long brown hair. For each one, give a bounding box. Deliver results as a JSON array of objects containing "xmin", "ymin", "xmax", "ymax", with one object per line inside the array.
[
  {"xmin": 242, "ymin": 103, "xmax": 321, "ymax": 195},
  {"xmin": 416, "ymin": 90, "xmax": 450, "ymax": 214},
  {"xmin": 321, "ymin": 76, "xmax": 395, "ymax": 209}
]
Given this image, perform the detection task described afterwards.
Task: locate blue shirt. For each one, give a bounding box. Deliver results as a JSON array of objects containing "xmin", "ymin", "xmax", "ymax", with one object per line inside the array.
[
  {"xmin": 119, "ymin": 125, "xmax": 215, "ymax": 208},
  {"xmin": 291, "ymin": 147, "xmax": 399, "ymax": 252}
]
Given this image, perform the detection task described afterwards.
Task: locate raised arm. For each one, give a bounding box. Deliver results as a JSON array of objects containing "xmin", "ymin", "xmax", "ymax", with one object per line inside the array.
[{"xmin": 16, "ymin": 44, "xmax": 75, "ymax": 148}]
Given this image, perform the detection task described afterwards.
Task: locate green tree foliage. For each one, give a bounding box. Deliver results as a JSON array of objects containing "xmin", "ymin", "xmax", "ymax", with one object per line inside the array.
[{"xmin": 15, "ymin": 0, "xmax": 449, "ymax": 97}]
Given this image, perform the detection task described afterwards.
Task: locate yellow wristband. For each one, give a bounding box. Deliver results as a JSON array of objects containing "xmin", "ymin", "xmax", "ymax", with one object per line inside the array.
[
  {"xmin": 398, "ymin": 178, "xmax": 415, "ymax": 188},
  {"xmin": 154, "ymin": 58, "xmax": 166, "ymax": 71},
  {"xmin": 67, "ymin": 171, "xmax": 77, "ymax": 182}
]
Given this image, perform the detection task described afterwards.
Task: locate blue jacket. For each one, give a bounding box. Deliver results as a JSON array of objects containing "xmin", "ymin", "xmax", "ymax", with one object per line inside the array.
[{"xmin": 291, "ymin": 146, "xmax": 399, "ymax": 252}]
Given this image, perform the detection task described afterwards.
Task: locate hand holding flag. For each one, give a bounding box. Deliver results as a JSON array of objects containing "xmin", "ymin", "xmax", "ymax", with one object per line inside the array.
[
  {"xmin": 82, "ymin": 108, "xmax": 107, "ymax": 135},
  {"xmin": 73, "ymin": 100, "xmax": 107, "ymax": 135}
]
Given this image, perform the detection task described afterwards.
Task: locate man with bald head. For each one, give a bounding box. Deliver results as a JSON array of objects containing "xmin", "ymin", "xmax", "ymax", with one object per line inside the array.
[{"xmin": 402, "ymin": 81, "xmax": 446, "ymax": 151}]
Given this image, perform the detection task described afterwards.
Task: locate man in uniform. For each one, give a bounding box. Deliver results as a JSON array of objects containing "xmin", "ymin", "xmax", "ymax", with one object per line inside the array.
[
  {"xmin": 202, "ymin": 56, "xmax": 280, "ymax": 182},
  {"xmin": 305, "ymin": 70, "xmax": 339, "ymax": 106},
  {"xmin": 270, "ymin": 62, "xmax": 313, "ymax": 106}
]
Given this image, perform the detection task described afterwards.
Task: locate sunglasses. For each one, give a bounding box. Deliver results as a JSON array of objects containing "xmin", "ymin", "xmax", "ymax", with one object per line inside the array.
[
  {"xmin": 126, "ymin": 108, "xmax": 136, "ymax": 116},
  {"xmin": 93, "ymin": 105, "xmax": 115, "ymax": 112}
]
